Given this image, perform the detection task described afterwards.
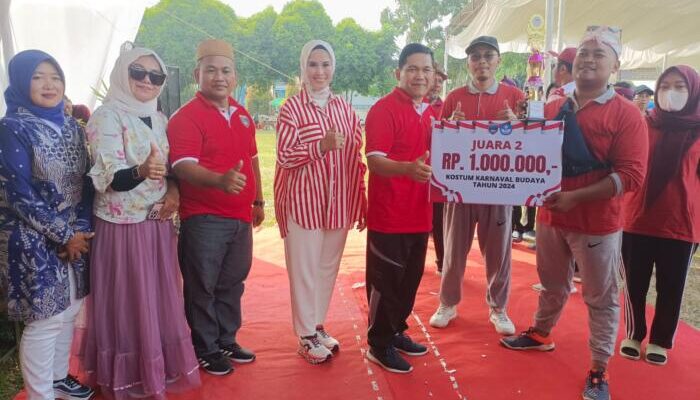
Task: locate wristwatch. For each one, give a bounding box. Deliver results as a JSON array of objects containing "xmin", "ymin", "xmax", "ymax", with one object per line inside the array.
[
  {"xmin": 253, "ymin": 200, "xmax": 265, "ymax": 207},
  {"xmin": 132, "ymin": 165, "xmax": 142, "ymax": 180}
]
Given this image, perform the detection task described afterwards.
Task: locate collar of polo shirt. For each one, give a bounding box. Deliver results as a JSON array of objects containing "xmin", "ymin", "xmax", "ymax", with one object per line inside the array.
[{"xmin": 468, "ymin": 79, "xmax": 499, "ymax": 95}]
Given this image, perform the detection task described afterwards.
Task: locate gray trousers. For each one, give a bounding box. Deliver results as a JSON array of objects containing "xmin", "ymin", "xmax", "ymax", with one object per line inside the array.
[
  {"xmin": 534, "ymin": 224, "xmax": 622, "ymax": 365},
  {"xmin": 179, "ymin": 215, "xmax": 253, "ymax": 357},
  {"xmin": 440, "ymin": 203, "xmax": 512, "ymax": 311}
]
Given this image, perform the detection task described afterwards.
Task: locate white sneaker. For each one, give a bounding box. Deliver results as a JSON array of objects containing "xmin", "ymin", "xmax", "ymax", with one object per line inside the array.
[
  {"xmin": 429, "ymin": 303, "xmax": 457, "ymax": 328},
  {"xmin": 522, "ymin": 230, "xmax": 536, "ymax": 241},
  {"xmin": 489, "ymin": 310, "xmax": 515, "ymax": 335},
  {"xmin": 298, "ymin": 334, "xmax": 332, "ymax": 364},
  {"xmin": 316, "ymin": 325, "xmax": 340, "ymax": 352}
]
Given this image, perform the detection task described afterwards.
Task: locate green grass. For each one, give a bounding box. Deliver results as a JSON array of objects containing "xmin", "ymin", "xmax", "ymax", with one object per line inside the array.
[{"xmin": 255, "ymin": 130, "xmax": 277, "ymax": 228}]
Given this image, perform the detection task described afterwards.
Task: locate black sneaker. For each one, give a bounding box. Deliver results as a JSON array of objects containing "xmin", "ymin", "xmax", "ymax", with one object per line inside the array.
[
  {"xmin": 366, "ymin": 346, "xmax": 413, "ymax": 373},
  {"xmin": 53, "ymin": 374, "xmax": 95, "ymax": 400},
  {"xmin": 220, "ymin": 343, "xmax": 256, "ymax": 363},
  {"xmin": 198, "ymin": 352, "xmax": 233, "ymax": 376},
  {"xmin": 393, "ymin": 332, "xmax": 428, "ymax": 356}
]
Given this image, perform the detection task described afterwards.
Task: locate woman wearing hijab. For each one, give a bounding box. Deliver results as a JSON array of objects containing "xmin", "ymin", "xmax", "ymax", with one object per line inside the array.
[
  {"xmin": 274, "ymin": 40, "xmax": 367, "ymax": 364},
  {"xmin": 0, "ymin": 50, "xmax": 95, "ymax": 400},
  {"xmin": 620, "ymin": 65, "xmax": 700, "ymax": 366},
  {"xmin": 76, "ymin": 43, "xmax": 200, "ymax": 398}
]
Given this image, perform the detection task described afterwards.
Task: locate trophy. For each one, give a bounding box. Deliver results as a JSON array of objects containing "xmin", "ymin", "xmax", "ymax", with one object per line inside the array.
[{"xmin": 525, "ymin": 48, "xmax": 545, "ymax": 120}]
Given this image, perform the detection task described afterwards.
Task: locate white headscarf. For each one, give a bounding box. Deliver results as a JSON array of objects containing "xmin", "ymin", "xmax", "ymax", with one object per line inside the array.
[
  {"xmin": 103, "ymin": 42, "xmax": 167, "ymax": 117},
  {"xmin": 299, "ymin": 40, "xmax": 335, "ymax": 107}
]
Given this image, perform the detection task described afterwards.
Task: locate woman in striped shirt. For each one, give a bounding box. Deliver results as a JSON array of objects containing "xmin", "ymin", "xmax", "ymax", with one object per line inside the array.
[{"xmin": 274, "ymin": 39, "xmax": 367, "ymax": 364}]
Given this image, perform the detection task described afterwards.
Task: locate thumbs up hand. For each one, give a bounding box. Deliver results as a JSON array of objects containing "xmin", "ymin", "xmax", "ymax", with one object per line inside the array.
[
  {"xmin": 407, "ymin": 150, "xmax": 432, "ymax": 183},
  {"xmin": 219, "ymin": 160, "xmax": 247, "ymax": 194},
  {"xmin": 496, "ymin": 99, "xmax": 519, "ymax": 121},
  {"xmin": 450, "ymin": 101, "xmax": 466, "ymax": 121},
  {"xmin": 320, "ymin": 124, "xmax": 345, "ymax": 153},
  {"xmin": 137, "ymin": 142, "xmax": 167, "ymax": 180}
]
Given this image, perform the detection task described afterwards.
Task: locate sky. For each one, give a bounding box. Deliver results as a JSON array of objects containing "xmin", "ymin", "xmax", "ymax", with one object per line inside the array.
[{"xmin": 221, "ymin": 0, "xmax": 396, "ymax": 31}]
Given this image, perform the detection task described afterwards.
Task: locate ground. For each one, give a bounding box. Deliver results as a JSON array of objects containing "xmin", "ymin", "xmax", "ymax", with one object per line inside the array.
[{"xmin": 0, "ymin": 131, "xmax": 698, "ymax": 399}]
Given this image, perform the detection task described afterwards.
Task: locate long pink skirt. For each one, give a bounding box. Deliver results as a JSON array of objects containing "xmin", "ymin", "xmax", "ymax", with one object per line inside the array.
[{"xmin": 75, "ymin": 218, "xmax": 200, "ymax": 399}]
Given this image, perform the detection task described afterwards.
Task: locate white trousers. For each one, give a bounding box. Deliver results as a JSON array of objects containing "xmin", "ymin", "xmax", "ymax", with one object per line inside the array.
[
  {"xmin": 284, "ymin": 219, "xmax": 349, "ymax": 337},
  {"xmin": 20, "ymin": 268, "xmax": 83, "ymax": 400}
]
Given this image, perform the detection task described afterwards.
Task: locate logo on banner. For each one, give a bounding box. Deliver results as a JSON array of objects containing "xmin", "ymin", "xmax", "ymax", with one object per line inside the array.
[
  {"xmin": 240, "ymin": 115, "xmax": 251, "ymax": 128},
  {"xmin": 488, "ymin": 123, "xmax": 499, "ymax": 134},
  {"xmin": 500, "ymin": 122, "xmax": 513, "ymax": 135}
]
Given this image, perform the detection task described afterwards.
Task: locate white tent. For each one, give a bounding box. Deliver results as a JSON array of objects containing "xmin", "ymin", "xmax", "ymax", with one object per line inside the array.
[
  {"xmin": 0, "ymin": 0, "xmax": 155, "ymax": 114},
  {"xmin": 447, "ymin": 0, "xmax": 700, "ymax": 70}
]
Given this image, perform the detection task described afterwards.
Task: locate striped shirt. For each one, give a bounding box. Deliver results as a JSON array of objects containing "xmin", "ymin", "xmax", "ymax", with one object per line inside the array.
[{"xmin": 274, "ymin": 89, "xmax": 367, "ymax": 237}]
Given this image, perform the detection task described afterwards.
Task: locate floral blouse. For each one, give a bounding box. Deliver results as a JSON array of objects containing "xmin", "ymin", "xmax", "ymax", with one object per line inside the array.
[
  {"xmin": 86, "ymin": 104, "xmax": 169, "ymax": 224},
  {"xmin": 0, "ymin": 109, "xmax": 93, "ymax": 322}
]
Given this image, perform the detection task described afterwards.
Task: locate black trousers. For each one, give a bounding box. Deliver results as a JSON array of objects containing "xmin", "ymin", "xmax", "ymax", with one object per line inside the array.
[
  {"xmin": 621, "ymin": 232, "xmax": 697, "ymax": 349},
  {"xmin": 179, "ymin": 215, "xmax": 253, "ymax": 357},
  {"xmin": 366, "ymin": 230, "xmax": 429, "ymax": 350},
  {"xmin": 512, "ymin": 206, "xmax": 536, "ymax": 233},
  {"xmin": 432, "ymin": 202, "xmax": 444, "ymax": 271}
]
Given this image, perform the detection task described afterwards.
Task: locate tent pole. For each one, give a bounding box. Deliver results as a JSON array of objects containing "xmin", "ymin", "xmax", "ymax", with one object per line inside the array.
[
  {"xmin": 556, "ymin": 0, "xmax": 565, "ymax": 51},
  {"xmin": 443, "ymin": 25, "xmax": 449, "ymax": 98},
  {"xmin": 544, "ymin": 0, "xmax": 555, "ymax": 89}
]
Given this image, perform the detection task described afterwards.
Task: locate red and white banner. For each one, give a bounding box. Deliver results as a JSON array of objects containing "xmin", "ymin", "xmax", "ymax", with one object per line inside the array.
[{"xmin": 430, "ymin": 120, "xmax": 564, "ymax": 206}]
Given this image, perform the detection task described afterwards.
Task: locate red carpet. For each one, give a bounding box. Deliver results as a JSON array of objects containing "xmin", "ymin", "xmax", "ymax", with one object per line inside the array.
[{"xmin": 14, "ymin": 228, "xmax": 700, "ymax": 400}]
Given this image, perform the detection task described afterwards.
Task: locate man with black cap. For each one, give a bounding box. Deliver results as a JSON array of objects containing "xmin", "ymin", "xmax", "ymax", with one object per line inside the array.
[
  {"xmin": 633, "ymin": 84, "xmax": 654, "ymax": 115},
  {"xmin": 429, "ymin": 35, "xmax": 524, "ymax": 336},
  {"xmin": 168, "ymin": 39, "xmax": 264, "ymax": 376}
]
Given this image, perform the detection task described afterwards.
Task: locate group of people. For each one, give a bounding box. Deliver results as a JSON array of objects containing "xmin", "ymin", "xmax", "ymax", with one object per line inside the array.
[{"xmin": 0, "ymin": 24, "xmax": 697, "ymax": 400}]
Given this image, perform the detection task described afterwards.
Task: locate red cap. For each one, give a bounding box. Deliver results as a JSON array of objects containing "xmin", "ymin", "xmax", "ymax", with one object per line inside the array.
[{"xmin": 557, "ymin": 47, "xmax": 577, "ymax": 64}]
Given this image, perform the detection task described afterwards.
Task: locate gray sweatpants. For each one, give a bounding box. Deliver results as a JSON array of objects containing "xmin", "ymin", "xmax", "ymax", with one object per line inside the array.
[
  {"xmin": 440, "ymin": 203, "xmax": 512, "ymax": 311},
  {"xmin": 534, "ymin": 223, "xmax": 622, "ymax": 365}
]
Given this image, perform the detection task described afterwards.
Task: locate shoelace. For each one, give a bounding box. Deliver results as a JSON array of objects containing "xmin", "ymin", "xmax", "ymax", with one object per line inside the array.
[
  {"xmin": 316, "ymin": 326, "xmax": 330, "ymax": 339},
  {"xmin": 493, "ymin": 313, "xmax": 510, "ymax": 323},
  {"xmin": 61, "ymin": 375, "xmax": 81, "ymax": 389},
  {"xmin": 437, "ymin": 305, "xmax": 452, "ymax": 315},
  {"xmin": 304, "ymin": 335, "xmax": 323, "ymax": 347}
]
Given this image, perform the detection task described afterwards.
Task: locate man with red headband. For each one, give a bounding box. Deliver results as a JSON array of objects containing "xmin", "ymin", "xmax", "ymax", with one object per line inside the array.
[{"xmin": 500, "ymin": 28, "xmax": 648, "ymax": 400}]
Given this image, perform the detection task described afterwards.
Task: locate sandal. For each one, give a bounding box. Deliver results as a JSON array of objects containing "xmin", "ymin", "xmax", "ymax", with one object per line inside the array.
[
  {"xmin": 645, "ymin": 343, "xmax": 668, "ymax": 366},
  {"xmin": 619, "ymin": 338, "xmax": 641, "ymax": 360}
]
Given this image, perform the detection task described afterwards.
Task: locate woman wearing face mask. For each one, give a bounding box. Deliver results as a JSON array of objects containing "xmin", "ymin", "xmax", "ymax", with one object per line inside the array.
[
  {"xmin": 620, "ymin": 65, "xmax": 700, "ymax": 366},
  {"xmin": 0, "ymin": 49, "xmax": 95, "ymax": 400},
  {"xmin": 274, "ymin": 40, "xmax": 367, "ymax": 364},
  {"xmin": 76, "ymin": 43, "xmax": 200, "ymax": 398}
]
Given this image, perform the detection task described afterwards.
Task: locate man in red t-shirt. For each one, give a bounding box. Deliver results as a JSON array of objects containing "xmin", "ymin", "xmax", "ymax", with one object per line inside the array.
[
  {"xmin": 167, "ymin": 39, "xmax": 264, "ymax": 376},
  {"xmin": 364, "ymin": 43, "xmax": 435, "ymax": 374},
  {"xmin": 500, "ymin": 28, "xmax": 648, "ymax": 400},
  {"xmin": 429, "ymin": 36, "xmax": 524, "ymax": 336}
]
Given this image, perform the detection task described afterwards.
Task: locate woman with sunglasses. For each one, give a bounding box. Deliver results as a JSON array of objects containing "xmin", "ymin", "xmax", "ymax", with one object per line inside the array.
[
  {"xmin": 1, "ymin": 49, "xmax": 95, "ymax": 400},
  {"xmin": 76, "ymin": 42, "xmax": 200, "ymax": 399}
]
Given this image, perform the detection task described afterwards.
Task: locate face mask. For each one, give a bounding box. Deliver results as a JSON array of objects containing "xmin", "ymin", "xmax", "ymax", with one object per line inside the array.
[{"xmin": 657, "ymin": 89, "xmax": 689, "ymax": 112}]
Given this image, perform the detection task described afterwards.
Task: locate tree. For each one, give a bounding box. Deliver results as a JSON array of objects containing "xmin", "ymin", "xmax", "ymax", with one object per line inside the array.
[
  {"xmin": 235, "ymin": 7, "xmax": 284, "ymax": 87},
  {"xmin": 136, "ymin": 0, "xmax": 239, "ymax": 100},
  {"xmin": 383, "ymin": 0, "xmax": 466, "ymax": 47},
  {"xmin": 332, "ymin": 18, "xmax": 383, "ymax": 100},
  {"xmin": 271, "ymin": 0, "xmax": 335, "ymax": 78}
]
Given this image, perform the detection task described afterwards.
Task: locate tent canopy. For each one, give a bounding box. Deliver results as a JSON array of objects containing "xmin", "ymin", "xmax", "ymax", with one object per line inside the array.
[
  {"xmin": 448, "ymin": 0, "xmax": 700, "ymax": 70},
  {"xmin": 0, "ymin": 0, "xmax": 153, "ymax": 114}
]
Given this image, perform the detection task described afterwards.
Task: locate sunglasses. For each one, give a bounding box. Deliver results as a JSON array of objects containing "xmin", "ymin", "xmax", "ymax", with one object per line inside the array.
[{"xmin": 128, "ymin": 64, "xmax": 166, "ymax": 86}]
